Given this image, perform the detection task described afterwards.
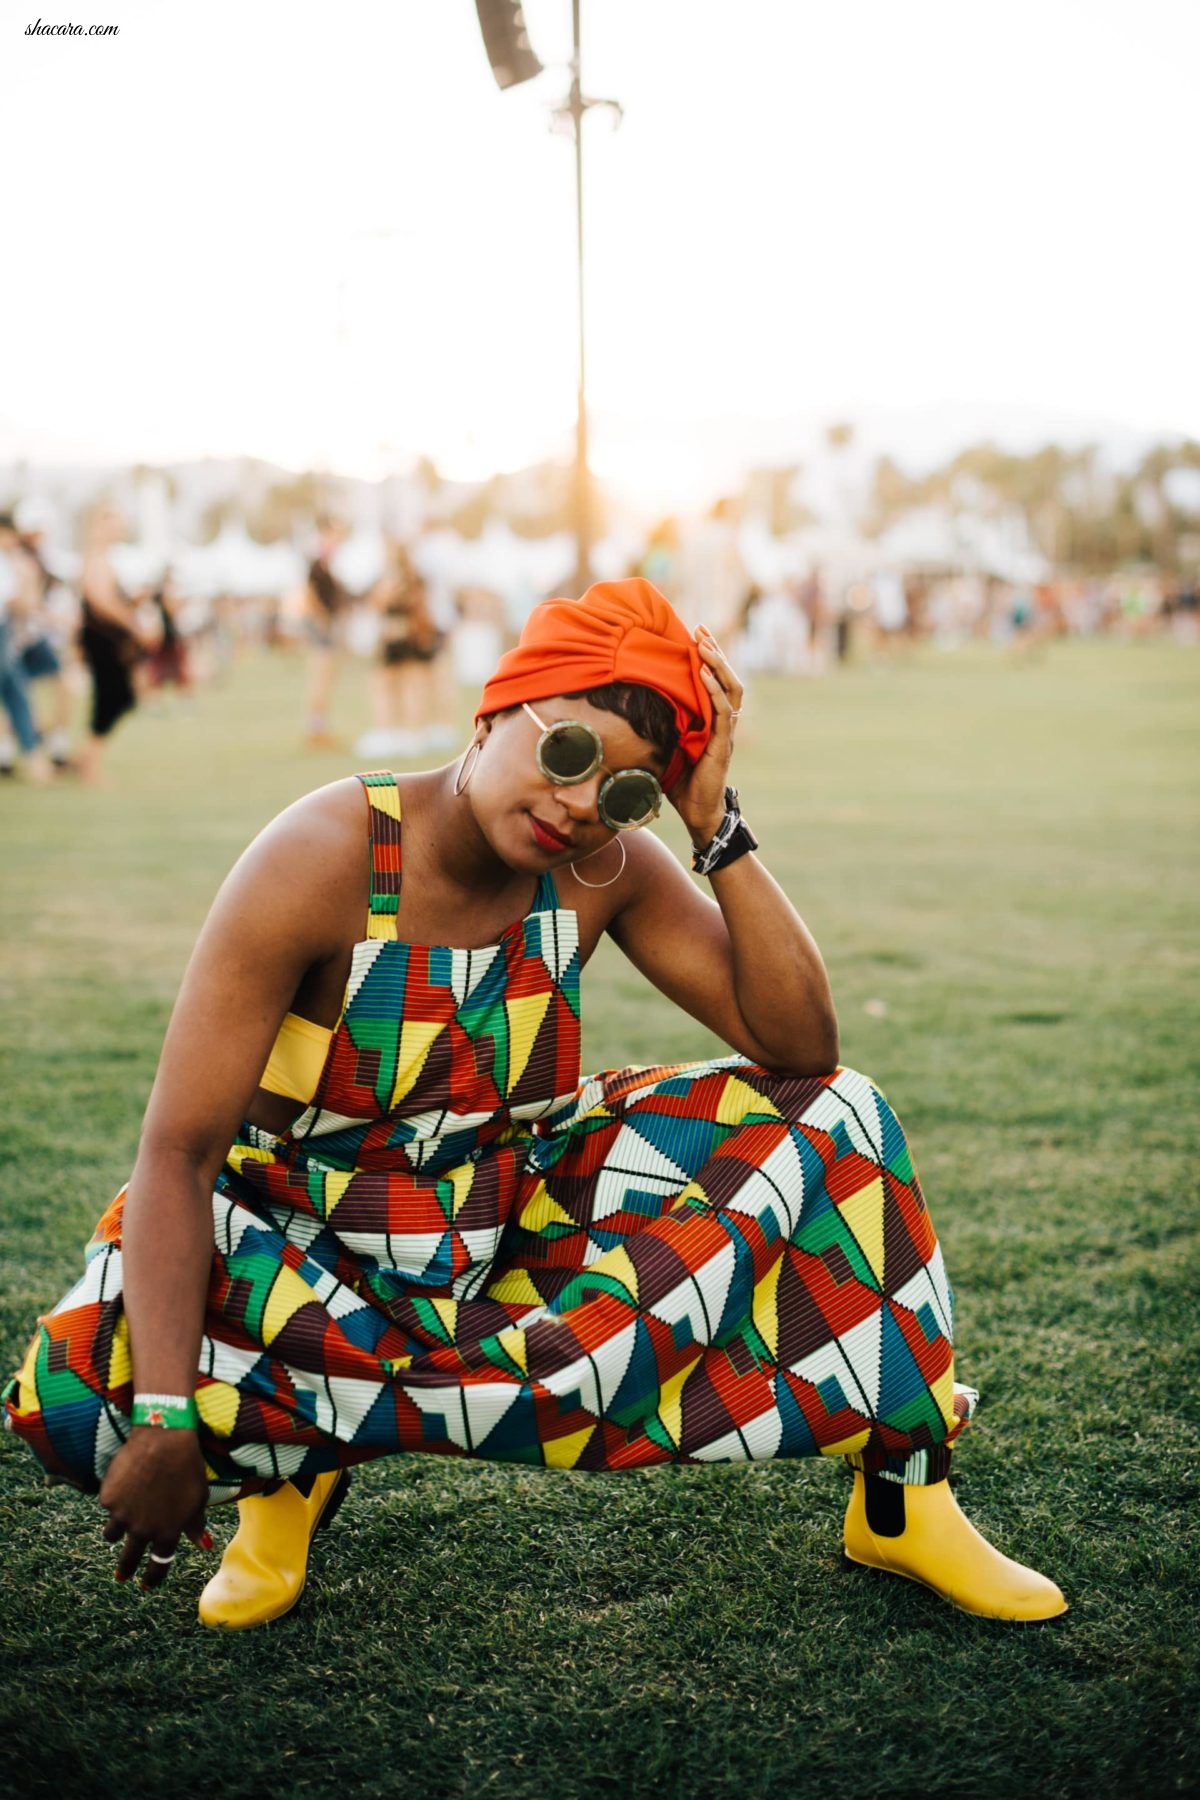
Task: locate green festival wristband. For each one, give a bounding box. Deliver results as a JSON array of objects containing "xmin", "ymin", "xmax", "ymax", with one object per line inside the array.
[{"xmin": 130, "ymin": 1393, "xmax": 200, "ymax": 1431}]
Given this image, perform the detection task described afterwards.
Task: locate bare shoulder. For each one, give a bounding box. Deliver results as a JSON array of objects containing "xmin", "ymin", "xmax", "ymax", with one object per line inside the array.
[
  {"xmin": 215, "ymin": 777, "xmax": 368, "ymax": 947},
  {"xmin": 249, "ymin": 776, "xmax": 366, "ymax": 869}
]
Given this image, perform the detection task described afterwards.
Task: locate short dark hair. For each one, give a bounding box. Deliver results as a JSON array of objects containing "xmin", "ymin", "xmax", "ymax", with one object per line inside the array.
[{"xmin": 564, "ymin": 681, "xmax": 679, "ymax": 769}]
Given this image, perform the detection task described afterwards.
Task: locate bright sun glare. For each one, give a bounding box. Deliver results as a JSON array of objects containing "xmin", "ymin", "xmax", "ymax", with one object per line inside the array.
[{"xmin": 1, "ymin": 0, "xmax": 1197, "ymax": 497}]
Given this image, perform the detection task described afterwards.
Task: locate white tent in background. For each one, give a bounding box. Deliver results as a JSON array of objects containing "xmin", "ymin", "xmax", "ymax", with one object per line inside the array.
[
  {"xmin": 109, "ymin": 540, "xmax": 170, "ymax": 594},
  {"xmin": 416, "ymin": 522, "xmax": 575, "ymax": 629},
  {"xmin": 331, "ymin": 529, "xmax": 387, "ymax": 595},
  {"xmin": 771, "ymin": 522, "xmax": 886, "ymax": 586},
  {"xmin": 875, "ymin": 505, "xmax": 1047, "ymax": 583},
  {"xmin": 165, "ymin": 525, "xmax": 307, "ymax": 601}
]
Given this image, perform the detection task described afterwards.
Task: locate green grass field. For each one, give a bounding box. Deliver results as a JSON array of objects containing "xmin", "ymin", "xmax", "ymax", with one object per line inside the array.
[{"xmin": 1, "ymin": 640, "xmax": 1197, "ymax": 1799}]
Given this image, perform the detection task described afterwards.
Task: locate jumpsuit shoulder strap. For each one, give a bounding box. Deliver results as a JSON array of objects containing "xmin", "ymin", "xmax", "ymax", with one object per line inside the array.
[
  {"xmin": 531, "ymin": 868, "xmax": 562, "ymax": 913},
  {"xmin": 356, "ymin": 771, "xmax": 402, "ymax": 940}
]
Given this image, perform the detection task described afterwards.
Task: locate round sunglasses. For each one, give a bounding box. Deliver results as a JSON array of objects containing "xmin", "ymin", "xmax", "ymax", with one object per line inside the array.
[{"xmin": 522, "ymin": 703, "xmax": 663, "ymax": 831}]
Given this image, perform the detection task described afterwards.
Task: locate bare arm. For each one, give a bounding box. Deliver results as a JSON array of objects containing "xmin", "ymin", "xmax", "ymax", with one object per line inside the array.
[
  {"xmin": 609, "ymin": 628, "xmax": 838, "ymax": 1075},
  {"xmin": 98, "ymin": 779, "xmax": 366, "ymax": 1582},
  {"xmin": 611, "ymin": 834, "xmax": 838, "ymax": 1074}
]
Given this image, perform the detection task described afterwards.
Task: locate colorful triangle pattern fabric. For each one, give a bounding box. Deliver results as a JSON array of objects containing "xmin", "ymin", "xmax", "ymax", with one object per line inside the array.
[{"xmin": 6, "ymin": 774, "xmax": 972, "ymax": 1501}]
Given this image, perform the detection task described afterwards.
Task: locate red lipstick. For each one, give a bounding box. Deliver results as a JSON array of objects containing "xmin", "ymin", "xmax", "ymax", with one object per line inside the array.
[{"xmin": 530, "ymin": 816, "xmax": 572, "ymax": 852}]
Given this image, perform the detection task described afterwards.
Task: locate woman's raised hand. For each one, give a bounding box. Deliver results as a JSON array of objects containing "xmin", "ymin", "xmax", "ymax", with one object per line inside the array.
[
  {"xmin": 670, "ymin": 625, "xmax": 745, "ymax": 845},
  {"xmin": 99, "ymin": 1429, "xmax": 212, "ymax": 1591}
]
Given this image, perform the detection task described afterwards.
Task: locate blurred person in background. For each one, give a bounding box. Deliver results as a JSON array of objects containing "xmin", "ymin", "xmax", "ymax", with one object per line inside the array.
[
  {"xmin": 1009, "ymin": 584, "xmax": 1035, "ymax": 639},
  {"xmin": 871, "ymin": 570, "xmax": 909, "ymax": 650},
  {"xmin": 302, "ymin": 517, "xmax": 350, "ymax": 748},
  {"xmin": 8, "ymin": 577, "xmax": 1065, "ymax": 1633},
  {"xmin": 796, "ymin": 567, "xmax": 832, "ymax": 673},
  {"xmin": 0, "ymin": 512, "xmax": 52, "ymax": 783},
  {"xmin": 635, "ymin": 516, "xmax": 682, "ymax": 604},
  {"xmin": 415, "ymin": 529, "xmax": 461, "ymax": 757},
  {"xmin": 145, "ymin": 569, "xmax": 193, "ymax": 701},
  {"xmin": 1169, "ymin": 575, "xmax": 1198, "ymax": 644},
  {"xmin": 733, "ymin": 580, "xmax": 811, "ymax": 676},
  {"xmin": 678, "ymin": 497, "xmax": 752, "ymax": 639},
  {"xmin": 12, "ymin": 499, "xmax": 76, "ymax": 768},
  {"xmin": 355, "ymin": 540, "xmax": 448, "ymax": 760},
  {"xmin": 77, "ymin": 504, "xmax": 146, "ymax": 786},
  {"xmin": 453, "ymin": 583, "xmax": 508, "ymax": 689}
]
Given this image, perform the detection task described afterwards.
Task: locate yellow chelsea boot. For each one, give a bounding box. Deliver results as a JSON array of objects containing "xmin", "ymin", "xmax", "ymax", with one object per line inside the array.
[
  {"xmin": 843, "ymin": 1471, "xmax": 1067, "ymax": 1621},
  {"xmin": 198, "ymin": 1469, "xmax": 350, "ymax": 1630}
]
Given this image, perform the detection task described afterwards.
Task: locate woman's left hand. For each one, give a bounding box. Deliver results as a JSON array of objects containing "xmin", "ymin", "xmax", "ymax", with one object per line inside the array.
[{"xmin": 670, "ymin": 625, "xmax": 744, "ymax": 845}]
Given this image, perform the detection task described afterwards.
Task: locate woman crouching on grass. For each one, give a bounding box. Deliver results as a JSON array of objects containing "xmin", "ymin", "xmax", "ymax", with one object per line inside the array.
[{"xmin": 5, "ymin": 579, "xmax": 1066, "ymax": 1627}]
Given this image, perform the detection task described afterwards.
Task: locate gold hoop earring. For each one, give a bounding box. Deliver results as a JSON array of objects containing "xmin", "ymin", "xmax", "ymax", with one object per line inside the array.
[
  {"xmin": 570, "ymin": 836, "xmax": 626, "ymax": 890},
  {"xmin": 454, "ymin": 740, "xmax": 482, "ymax": 796}
]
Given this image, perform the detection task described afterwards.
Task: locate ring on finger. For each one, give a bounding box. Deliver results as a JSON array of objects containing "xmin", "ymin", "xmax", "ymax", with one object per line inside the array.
[
  {"xmin": 730, "ymin": 708, "xmax": 743, "ymax": 719},
  {"xmin": 147, "ymin": 1551, "xmax": 177, "ymax": 1566}
]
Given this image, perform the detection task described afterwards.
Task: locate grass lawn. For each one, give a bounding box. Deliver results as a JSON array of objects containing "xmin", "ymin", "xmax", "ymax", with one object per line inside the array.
[{"xmin": 1, "ymin": 639, "xmax": 1196, "ymax": 1799}]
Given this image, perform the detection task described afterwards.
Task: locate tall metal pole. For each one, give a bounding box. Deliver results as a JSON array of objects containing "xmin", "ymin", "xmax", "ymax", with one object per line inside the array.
[{"xmin": 570, "ymin": 0, "xmax": 592, "ymax": 591}]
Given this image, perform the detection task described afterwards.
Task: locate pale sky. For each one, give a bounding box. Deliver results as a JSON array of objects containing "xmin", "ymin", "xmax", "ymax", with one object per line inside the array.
[{"xmin": 3, "ymin": 0, "xmax": 1197, "ymax": 500}]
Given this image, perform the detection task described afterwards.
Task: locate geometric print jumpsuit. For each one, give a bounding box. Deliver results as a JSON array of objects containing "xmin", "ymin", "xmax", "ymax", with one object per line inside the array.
[{"xmin": 6, "ymin": 771, "xmax": 975, "ymax": 1501}]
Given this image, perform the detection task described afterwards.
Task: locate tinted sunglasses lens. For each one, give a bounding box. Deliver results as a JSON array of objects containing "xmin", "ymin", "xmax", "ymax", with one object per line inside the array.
[
  {"xmin": 600, "ymin": 772, "xmax": 661, "ymax": 829},
  {"xmin": 538, "ymin": 722, "xmax": 601, "ymax": 783}
]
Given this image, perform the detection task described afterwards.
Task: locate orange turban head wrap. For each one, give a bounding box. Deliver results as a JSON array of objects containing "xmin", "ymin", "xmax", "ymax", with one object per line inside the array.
[{"xmin": 475, "ymin": 578, "xmax": 713, "ymax": 792}]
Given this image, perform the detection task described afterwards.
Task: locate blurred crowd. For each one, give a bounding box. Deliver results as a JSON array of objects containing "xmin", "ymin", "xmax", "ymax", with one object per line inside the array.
[
  {"xmin": 1, "ymin": 496, "xmax": 1196, "ymax": 787},
  {"xmin": 724, "ymin": 564, "xmax": 1200, "ymax": 676},
  {"xmin": 1, "ymin": 502, "xmax": 199, "ymax": 786},
  {"xmin": 631, "ymin": 511, "xmax": 1198, "ymax": 679}
]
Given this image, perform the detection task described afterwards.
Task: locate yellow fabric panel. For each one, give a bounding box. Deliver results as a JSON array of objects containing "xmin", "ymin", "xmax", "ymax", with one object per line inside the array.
[
  {"xmin": 838, "ymin": 1175, "xmax": 886, "ymax": 1287},
  {"xmin": 494, "ymin": 1326, "xmax": 529, "ymax": 1374},
  {"xmin": 505, "ymin": 990, "xmax": 552, "ymax": 1093},
  {"xmin": 322, "ymin": 1170, "xmax": 355, "ymax": 1218},
  {"xmin": 543, "ymin": 1423, "xmax": 595, "ymax": 1468},
  {"xmin": 368, "ymin": 782, "xmax": 402, "ymax": 822},
  {"xmin": 669, "ymin": 1179, "xmax": 707, "ymax": 1213},
  {"xmin": 656, "ymin": 1355, "xmax": 698, "ymax": 1449},
  {"xmin": 750, "ymin": 1252, "xmax": 782, "ymax": 1359},
  {"xmin": 518, "ymin": 1181, "xmax": 576, "ymax": 1233},
  {"xmin": 448, "ymin": 1164, "xmax": 476, "ymax": 1218},
  {"xmin": 10, "ymin": 1332, "xmax": 42, "ymax": 1417},
  {"xmin": 262, "ymin": 1263, "xmax": 322, "ymax": 1346},
  {"xmin": 108, "ymin": 1313, "xmax": 133, "ymax": 1389},
  {"xmin": 430, "ymin": 1297, "xmax": 459, "ymax": 1339},
  {"xmin": 390, "ymin": 1018, "xmax": 444, "ymax": 1107},
  {"xmin": 485, "ymin": 1270, "xmax": 545, "ymax": 1314},
  {"xmin": 820, "ymin": 1428, "xmax": 871, "ymax": 1458},
  {"xmin": 588, "ymin": 1242, "xmax": 640, "ymax": 1304},
  {"xmin": 260, "ymin": 1011, "xmax": 332, "ymax": 1104},
  {"xmin": 196, "ymin": 1382, "xmax": 241, "ymax": 1438},
  {"xmin": 226, "ymin": 1143, "xmax": 274, "ymax": 1176},
  {"xmin": 931, "ymin": 1362, "xmax": 958, "ymax": 1433},
  {"xmin": 715, "ymin": 1074, "xmax": 780, "ymax": 1126}
]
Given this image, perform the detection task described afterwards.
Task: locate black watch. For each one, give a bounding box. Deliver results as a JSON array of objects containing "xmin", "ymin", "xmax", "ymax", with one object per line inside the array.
[{"xmin": 691, "ymin": 787, "xmax": 759, "ymax": 877}]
